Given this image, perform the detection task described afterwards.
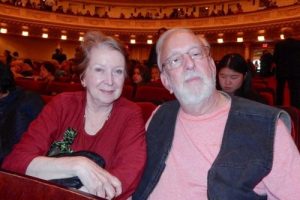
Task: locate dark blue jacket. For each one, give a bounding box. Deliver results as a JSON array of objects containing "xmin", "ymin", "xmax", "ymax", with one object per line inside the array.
[
  {"xmin": 133, "ymin": 96, "xmax": 290, "ymax": 200},
  {"xmin": 0, "ymin": 87, "xmax": 44, "ymax": 164}
]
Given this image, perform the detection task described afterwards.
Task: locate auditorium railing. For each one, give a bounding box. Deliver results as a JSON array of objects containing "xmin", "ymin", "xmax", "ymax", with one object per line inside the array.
[{"xmin": 0, "ymin": 4, "xmax": 299, "ymax": 33}]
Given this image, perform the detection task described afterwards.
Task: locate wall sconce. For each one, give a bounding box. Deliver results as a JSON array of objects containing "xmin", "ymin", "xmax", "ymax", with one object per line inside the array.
[
  {"xmin": 147, "ymin": 39, "xmax": 153, "ymax": 44},
  {"xmin": 0, "ymin": 28, "xmax": 7, "ymax": 34},
  {"xmin": 280, "ymin": 34, "xmax": 285, "ymax": 40},
  {"xmin": 61, "ymin": 35, "xmax": 67, "ymax": 40},
  {"xmin": 217, "ymin": 38, "xmax": 224, "ymax": 43},
  {"xmin": 42, "ymin": 33, "xmax": 48, "ymax": 38},
  {"xmin": 22, "ymin": 31, "xmax": 29, "ymax": 36},
  {"xmin": 130, "ymin": 39, "xmax": 136, "ymax": 44},
  {"xmin": 257, "ymin": 35, "xmax": 265, "ymax": 41},
  {"xmin": 79, "ymin": 36, "xmax": 84, "ymax": 41},
  {"xmin": 237, "ymin": 37, "xmax": 243, "ymax": 42}
]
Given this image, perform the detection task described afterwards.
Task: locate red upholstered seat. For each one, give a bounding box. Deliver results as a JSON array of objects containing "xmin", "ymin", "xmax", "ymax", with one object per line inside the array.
[
  {"xmin": 134, "ymin": 86, "xmax": 175, "ymax": 105},
  {"xmin": 46, "ymin": 82, "xmax": 84, "ymax": 95},
  {"xmin": 0, "ymin": 169, "xmax": 102, "ymax": 200},
  {"xmin": 41, "ymin": 95, "xmax": 54, "ymax": 104},
  {"xmin": 136, "ymin": 102, "xmax": 157, "ymax": 122},
  {"xmin": 121, "ymin": 85, "xmax": 134, "ymax": 100},
  {"xmin": 256, "ymin": 87, "xmax": 276, "ymax": 106},
  {"xmin": 15, "ymin": 78, "xmax": 48, "ymax": 94}
]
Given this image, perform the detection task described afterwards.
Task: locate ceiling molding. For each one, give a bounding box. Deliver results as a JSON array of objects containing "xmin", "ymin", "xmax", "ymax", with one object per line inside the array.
[{"xmin": 1, "ymin": 4, "xmax": 300, "ymax": 43}]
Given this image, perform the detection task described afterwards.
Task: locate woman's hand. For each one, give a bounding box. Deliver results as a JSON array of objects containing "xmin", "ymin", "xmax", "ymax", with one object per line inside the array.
[{"xmin": 74, "ymin": 156, "xmax": 122, "ymax": 199}]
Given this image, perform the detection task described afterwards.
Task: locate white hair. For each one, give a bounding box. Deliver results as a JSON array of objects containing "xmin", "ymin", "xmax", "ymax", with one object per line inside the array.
[{"xmin": 156, "ymin": 28, "xmax": 210, "ymax": 71}]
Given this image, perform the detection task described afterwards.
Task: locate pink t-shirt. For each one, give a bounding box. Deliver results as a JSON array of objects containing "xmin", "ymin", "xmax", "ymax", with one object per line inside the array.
[{"xmin": 149, "ymin": 99, "xmax": 300, "ymax": 200}]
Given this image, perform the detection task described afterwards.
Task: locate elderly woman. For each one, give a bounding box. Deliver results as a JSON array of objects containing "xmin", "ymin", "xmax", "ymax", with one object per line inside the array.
[{"xmin": 2, "ymin": 31, "xmax": 146, "ymax": 199}]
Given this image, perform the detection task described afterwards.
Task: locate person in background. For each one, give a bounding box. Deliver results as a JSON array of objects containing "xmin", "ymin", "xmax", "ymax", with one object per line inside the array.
[
  {"xmin": 133, "ymin": 28, "xmax": 300, "ymax": 200},
  {"xmin": 217, "ymin": 53, "xmax": 267, "ymax": 104},
  {"xmin": 260, "ymin": 50, "xmax": 274, "ymax": 77},
  {"xmin": 273, "ymin": 27, "xmax": 300, "ymax": 108},
  {"xmin": 10, "ymin": 60, "xmax": 34, "ymax": 78},
  {"xmin": 147, "ymin": 65, "xmax": 163, "ymax": 87},
  {"xmin": 131, "ymin": 64, "xmax": 148, "ymax": 86},
  {"xmin": 52, "ymin": 48, "xmax": 67, "ymax": 64},
  {"xmin": 12, "ymin": 51, "xmax": 19, "ymax": 61},
  {"xmin": 0, "ymin": 61, "xmax": 44, "ymax": 164},
  {"xmin": 37, "ymin": 61, "xmax": 56, "ymax": 83},
  {"xmin": 3, "ymin": 50, "xmax": 13, "ymax": 66},
  {"xmin": 2, "ymin": 31, "xmax": 146, "ymax": 200},
  {"xmin": 150, "ymin": 65, "xmax": 160, "ymax": 82},
  {"xmin": 147, "ymin": 28, "xmax": 167, "ymax": 69}
]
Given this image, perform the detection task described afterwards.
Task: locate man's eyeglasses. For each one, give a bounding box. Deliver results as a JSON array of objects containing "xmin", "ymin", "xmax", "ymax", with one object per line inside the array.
[{"xmin": 161, "ymin": 46, "xmax": 210, "ymax": 71}]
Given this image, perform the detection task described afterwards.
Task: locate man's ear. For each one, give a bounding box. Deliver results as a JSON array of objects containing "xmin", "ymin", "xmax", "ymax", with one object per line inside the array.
[{"xmin": 160, "ymin": 72, "xmax": 173, "ymax": 94}]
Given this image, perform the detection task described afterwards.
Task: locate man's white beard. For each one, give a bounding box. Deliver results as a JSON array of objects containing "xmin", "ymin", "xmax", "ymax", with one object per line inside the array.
[{"xmin": 173, "ymin": 71, "xmax": 216, "ymax": 105}]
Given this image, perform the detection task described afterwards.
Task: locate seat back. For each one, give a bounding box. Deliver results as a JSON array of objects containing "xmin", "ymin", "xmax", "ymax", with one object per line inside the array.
[
  {"xmin": 121, "ymin": 85, "xmax": 134, "ymax": 100},
  {"xmin": 46, "ymin": 82, "xmax": 84, "ymax": 95},
  {"xmin": 134, "ymin": 86, "xmax": 175, "ymax": 104},
  {"xmin": 15, "ymin": 78, "xmax": 48, "ymax": 94},
  {"xmin": 136, "ymin": 102, "xmax": 157, "ymax": 122},
  {"xmin": 256, "ymin": 87, "xmax": 276, "ymax": 106},
  {"xmin": 0, "ymin": 169, "xmax": 102, "ymax": 200}
]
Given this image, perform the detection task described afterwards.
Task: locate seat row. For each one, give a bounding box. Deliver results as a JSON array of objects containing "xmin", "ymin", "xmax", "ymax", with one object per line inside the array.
[{"xmin": 15, "ymin": 78, "xmax": 175, "ymax": 105}]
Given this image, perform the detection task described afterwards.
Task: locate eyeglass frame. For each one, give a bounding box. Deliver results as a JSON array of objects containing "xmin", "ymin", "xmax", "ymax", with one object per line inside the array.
[{"xmin": 161, "ymin": 46, "xmax": 210, "ymax": 71}]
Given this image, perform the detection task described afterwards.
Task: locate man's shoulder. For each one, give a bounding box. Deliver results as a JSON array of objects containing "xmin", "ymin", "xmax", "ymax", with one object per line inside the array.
[
  {"xmin": 156, "ymin": 100, "xmax": 180, "ymax": 114},
  {"xmin": 231, "ymin": 96, "xmax": 280, "ymax": 114}
]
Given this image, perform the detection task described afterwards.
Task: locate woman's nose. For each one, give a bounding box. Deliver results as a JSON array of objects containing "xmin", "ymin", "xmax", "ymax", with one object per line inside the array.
[{"xmin": 105, "ymin": 72, "xmax": 113, "ymax": 85}]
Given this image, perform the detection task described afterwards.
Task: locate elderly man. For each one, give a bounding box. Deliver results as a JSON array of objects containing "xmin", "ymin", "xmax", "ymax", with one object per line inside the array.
[{"xmin": 133, "ymin": 28, "xmax": 300, "ymax": 199}]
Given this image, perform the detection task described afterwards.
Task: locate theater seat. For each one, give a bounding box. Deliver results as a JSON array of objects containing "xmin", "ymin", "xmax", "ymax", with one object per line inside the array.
[
  {"xmin": 136, "ymin": 102, "xmax": 157, "ymax": 122},
  {"xmin": 134, "ymin": 86, "xmax": 175, "ymax": 105},
  {"xmin": 121, "ymin": 85, "xmax": 134, "ymax": 100},
  {"xmin": 256, "ymin": 87, "xmax": 275, "ymax": 106},
  {"xmin": 15, "ymin": 78, "xmax": 48, "ymax": 94},
  {"xmin": 0, "ymin": 169, "xmax": 102, "ymax": 200},
  {"xmin": 46, "ymin": 82, "xmax": 84, "ymax": 95},
  {"xmin": 41, "ymin": 95, "xmax": 54, "ymax": 104}
]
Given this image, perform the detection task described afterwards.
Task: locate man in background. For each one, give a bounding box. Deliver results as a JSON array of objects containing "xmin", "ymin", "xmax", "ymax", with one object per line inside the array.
[{"xmin": 273, "ymin": 27, "xmax": 300, "ymax": 108}]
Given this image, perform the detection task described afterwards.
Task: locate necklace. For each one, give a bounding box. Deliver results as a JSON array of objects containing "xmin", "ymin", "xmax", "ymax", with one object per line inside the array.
[{"xmin": 84, "ymin": 105, "xmax": 113, "ymax": 135}]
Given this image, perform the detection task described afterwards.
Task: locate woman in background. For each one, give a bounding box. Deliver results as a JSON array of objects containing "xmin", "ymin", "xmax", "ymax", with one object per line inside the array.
[
  {"xmin": 217, "ymin": 53, "xmax": 266, "ymax": 104},
  {"xmin": 2, "ymin": 31, "xmax": 146, "ymax": 199}
]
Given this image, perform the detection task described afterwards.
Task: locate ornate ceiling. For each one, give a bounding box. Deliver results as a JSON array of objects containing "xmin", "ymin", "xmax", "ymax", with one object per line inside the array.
[
  {"xmin": 0, "ymin": 3, "xmax": 300, "ymax": 44},
  {"xmin": 72, "ymin": 0, "xmax": 227, "ymax": 6}
]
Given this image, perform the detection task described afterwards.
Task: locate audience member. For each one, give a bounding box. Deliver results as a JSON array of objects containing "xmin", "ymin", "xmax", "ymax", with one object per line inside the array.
[
  {"xmin": 37, "ymin": 61, "xmax": 56, "ymax": 83},
  {"xmin": 0, "ymin": 61, "xmax": 44, "ymax": 164},
  {"xmin": 3, "ymin": 50, "xmax": 13, "ymax": 66},
  {"xmin": 273, "ymin": 27, "xmax": 300, "ymax": 108},
  {"xmin": 217, "ymin": 53, "xmax": 266, "ymax": 104},
  {"xmin": 133, "ymin": 28, "xmax": 300, "ymax": 199},
  {"xmin": 52, "ymin": 48, "xmax": 67, "ymax": 64},
  {"xmin": 12, "ymin": 51, "xmax": 19, "ymax": 61},
  {"xmin": 131, "ymin": 64, "xmax": 148, "ymax": 86},
  {"xmin": 150, "ymin": 65, "xmax": 160, "ymax": 82},
  {"xmin": 10, "ymin": 60, "xmax": 33, "ymax": 78},
  {"xmin": 147, "ymin": 28, "xmax": 167, "ymax": 69},
  {"xmin": 2, "ymin": 31, "xmax": 146, "ymax": 200},
  {"xmin": 260, "ymin": 50, "xmax": 274, "ymax": 77}
]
